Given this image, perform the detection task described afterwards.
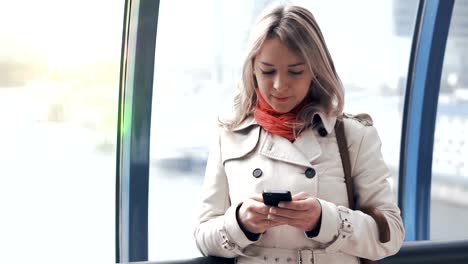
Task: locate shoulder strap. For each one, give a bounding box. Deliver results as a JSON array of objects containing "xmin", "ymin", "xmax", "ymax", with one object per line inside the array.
[
  {"xmin": 336, "ymin": 117, "xmax": 373, "ymax": 264},
  {"xmin": 334, "ymin": 115, "xmax": 391, "ymax": 245},
  {"xmin": 334, "ymin": 116, "xmax": 355, "ymax": 210}
]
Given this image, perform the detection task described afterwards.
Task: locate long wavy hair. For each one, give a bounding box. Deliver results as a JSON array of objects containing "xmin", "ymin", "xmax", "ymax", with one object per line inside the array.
[{"xmin": 222, "ymin": 4, "xmax": 344, "ymax": 133}]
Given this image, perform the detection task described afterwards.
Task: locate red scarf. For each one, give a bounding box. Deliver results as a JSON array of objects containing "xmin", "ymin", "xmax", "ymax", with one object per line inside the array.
[{"xmin": 254, "ymin": 89, "xmax": 306, "ymax": 141}]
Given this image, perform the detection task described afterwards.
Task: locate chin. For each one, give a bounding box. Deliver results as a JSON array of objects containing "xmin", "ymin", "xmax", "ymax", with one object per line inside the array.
[{"xmin": 272, "ymin": 105, "xmax": 293, "ymax": 113}]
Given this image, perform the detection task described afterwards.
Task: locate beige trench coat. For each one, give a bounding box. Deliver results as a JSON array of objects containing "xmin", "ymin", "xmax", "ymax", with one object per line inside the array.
[{"xmin": 194, "ymin": 113, "xmax": 404, "ymax": 264}]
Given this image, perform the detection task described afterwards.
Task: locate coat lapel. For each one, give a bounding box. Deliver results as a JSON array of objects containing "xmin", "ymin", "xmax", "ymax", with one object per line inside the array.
[
  {"xmin": 239, "ymin": 113, "xmax": 336, "ymax": 168},
  {"xmin": 293, "ymin": 128, "xmax": 322, "ymax": 163},
  {"xmin": 259, "ymin": 130, "xmax": 320, "ymax": 168}
]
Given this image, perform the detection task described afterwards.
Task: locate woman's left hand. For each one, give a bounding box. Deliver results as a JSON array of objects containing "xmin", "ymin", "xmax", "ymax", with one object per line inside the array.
[{"xmin": 267, "ymin": 192, "xmax": 322, "ymax": 232}]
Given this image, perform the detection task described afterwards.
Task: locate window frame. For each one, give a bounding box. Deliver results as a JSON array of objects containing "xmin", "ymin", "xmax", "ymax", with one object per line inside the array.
[
  {"xmin": 116, "ymin": 0, "xmax": 160, "ymax": 262},
  {"xmin": 398, "ymin": 0, "xmax": 454, "ymax": 241}
]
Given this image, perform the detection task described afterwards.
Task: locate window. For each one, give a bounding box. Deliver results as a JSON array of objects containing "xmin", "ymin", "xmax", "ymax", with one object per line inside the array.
[
  {"xmin": 0, "ymin": 1, "xmax": 123, "ymax": 263},
  {"xmin": 148, "ymin": 1, "xmax": 266, "ymax": 260},
  {"xmin": 296, "ymin": 0, "xmax": 418, "ymax": 200}
]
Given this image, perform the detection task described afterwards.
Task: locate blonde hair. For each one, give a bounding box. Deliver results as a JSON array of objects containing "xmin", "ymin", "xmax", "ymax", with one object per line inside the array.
[{"xmin": 222, "ymin": 4, "xmax": 344, "ymax": 132}]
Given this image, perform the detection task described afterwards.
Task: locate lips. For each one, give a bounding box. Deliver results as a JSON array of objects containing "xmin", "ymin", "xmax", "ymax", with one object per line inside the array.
[{"xmin": 272, "ymin": 95, "xmax": 290, "ymax": 102}]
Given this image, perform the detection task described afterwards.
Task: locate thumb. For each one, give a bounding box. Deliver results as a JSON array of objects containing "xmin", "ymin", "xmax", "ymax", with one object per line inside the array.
[{"xmin": 292, "ymin": 192, "xmax": 310, "ymax": 201}]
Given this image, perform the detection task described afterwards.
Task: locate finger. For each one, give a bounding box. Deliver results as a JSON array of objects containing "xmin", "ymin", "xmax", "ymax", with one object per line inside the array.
[
  {"xmin": 263, "ymin": 217, "xmax": 282, "ymax": 225},
  {"xmin": 268, "ymin": 213, "xmax": 296, "ymax": 223},
  {"xmin": 253, "ymin": 210, "xmax": 273, "ymax": 219},
  {"xmin": 247, "ymin": 200, "xmax": 271, "ymax": 215},
  {"xmin": 269, "ymin": 207, "xmax": 308, "ymax": 219},
  {"xmin": 292, "ymin": 191, "xmax": 310, "ymax": 201},
  {"xmin": 263, "ymin": 218, "xmax": 284, "ymax": 228},
  {"xmin": 245, "ymin": 206, "xmax": 270, "ymax": 219},
  {"xmin": 269, "ymin": 211, "xmax": 319, "ymax": 231},
  {"xmin": 277, "ymin": 192, "xmax": 310, "ymax": 208},
  {"xmin": 241, "ymin": 211, "xmax": 276, "ymax": 231},
  {"xmin": 278, "ymin": 197, "xmax": 316, "ymax": 211},
  {"xmin": 269, "ymin": 211, "xmax": 311, "ymax": 227},
  {"xmin": 250, "ymin": 194, "xmax": 264, "ymax": 202}
]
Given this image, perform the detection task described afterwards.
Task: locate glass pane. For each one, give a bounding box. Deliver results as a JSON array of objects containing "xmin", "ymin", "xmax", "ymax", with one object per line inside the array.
[
  {"xmin": 0, "ymin": 1, "xmax": 123, "ymax": 263},
  {"xmin": 149, "ymin": 0, "xmax": 417, "ymax": 261},
  {"xmin": 430, "ymin": 0, "xmax": 468, "ymax": 241},
  {"xmin": 295, "ymin": 0, "xmax": 418, "ymax": 201},
  {"xmin": 149, "ymin": 1, "xmax": 264, "ymax": 260}
]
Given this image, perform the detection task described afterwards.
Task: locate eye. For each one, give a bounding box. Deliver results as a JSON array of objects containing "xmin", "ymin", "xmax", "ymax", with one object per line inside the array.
[
  {"xmin": 289, "ymin": 70, "xmax": 304, "ymax": 75},
  {"xmin": 261, "ymin": 70, "xmax": 276, "ymax": 75}
]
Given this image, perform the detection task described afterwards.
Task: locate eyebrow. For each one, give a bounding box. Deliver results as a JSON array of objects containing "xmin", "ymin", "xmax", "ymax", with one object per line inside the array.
[{"xmin": 260, "ymin": 61, "xmax": 305, "ymax": 67}]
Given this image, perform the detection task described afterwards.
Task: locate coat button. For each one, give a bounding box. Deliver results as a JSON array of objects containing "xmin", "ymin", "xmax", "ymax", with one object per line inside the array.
[
  {"xmin": 252, "ymin": 168, "xmax": 262, "ymax": 178},
  {"xmin": 305, "ymin": 168, "xmax": 316, "ymax": 178},
  {"xmin": 318, "ymin": 127, "xmax": 328, "ymax": 137}
]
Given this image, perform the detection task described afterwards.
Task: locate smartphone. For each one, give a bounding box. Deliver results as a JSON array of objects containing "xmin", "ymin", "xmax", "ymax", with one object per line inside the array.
[{"xmin": 262, "ymin": 190, "xmax": 292, "ymax": 206}]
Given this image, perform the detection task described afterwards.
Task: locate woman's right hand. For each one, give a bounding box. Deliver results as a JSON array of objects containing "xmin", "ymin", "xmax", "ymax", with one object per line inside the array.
[{"xmin": 237, "ymin": 195, "xmax": 283, "ymax": 234}]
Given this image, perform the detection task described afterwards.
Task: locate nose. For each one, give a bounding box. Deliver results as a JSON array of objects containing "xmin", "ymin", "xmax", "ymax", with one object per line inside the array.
[{"xmin": 273, "ymin": 73, "xmax": 288, "ymax": 90}]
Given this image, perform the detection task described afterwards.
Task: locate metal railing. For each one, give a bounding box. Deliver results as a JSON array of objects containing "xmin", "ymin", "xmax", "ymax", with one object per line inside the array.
[{"xmin": 142, "ymin": 240, "xmax": 468, "ymax": 264}]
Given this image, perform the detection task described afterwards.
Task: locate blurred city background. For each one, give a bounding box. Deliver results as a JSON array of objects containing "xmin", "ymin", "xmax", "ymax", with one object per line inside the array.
[{"xmin": 0, "ymin": 0, "xmax": 467, "ymax": 263}]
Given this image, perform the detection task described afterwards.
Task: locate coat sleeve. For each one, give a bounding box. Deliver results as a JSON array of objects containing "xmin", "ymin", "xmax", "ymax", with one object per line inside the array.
[
  {"xmin": 311, "ymin": 121, "xmax": 405, "ymax": 260},
  {"xmin": 194, "ymin": 127, "xmax": 258, "ymax": 258}
]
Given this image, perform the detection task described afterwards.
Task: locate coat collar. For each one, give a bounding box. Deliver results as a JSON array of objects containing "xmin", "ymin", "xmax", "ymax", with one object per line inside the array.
[
  {"xmin": 232, "ymin": 115, "xmax": 258, "ymax": 132},
  {"xmin": 313, "ymin": 112, "xmax": 337, "ymax": 134},
  {"xmin": 230, "ymin": 113, "xmax": 336, "ymax": 168},
  {"xmin": 232, "ymin": 112, "xmax": 336, "ymax": 133},
  {"xmin": 259, "ymin": 128, "xmax": 321, "ymax": 168}
]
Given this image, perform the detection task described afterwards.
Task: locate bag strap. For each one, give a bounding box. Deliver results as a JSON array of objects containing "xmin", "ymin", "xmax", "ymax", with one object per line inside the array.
[
  {"xmin": 334, "ymin": 115, "xmax": 391, "ymax": 246},
  {"xmin": 334, "ymin": 116, "xmax": 355, "ymax": 210},
  {"xmin": 335, "ymin": 116, "xmax": 374, "ymax": 264}
]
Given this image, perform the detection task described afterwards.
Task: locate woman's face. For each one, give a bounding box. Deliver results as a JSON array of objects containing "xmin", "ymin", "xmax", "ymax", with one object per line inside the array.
[{"xmin": 254, "ymin": 37, "xmax": 313, "ymax": 113}]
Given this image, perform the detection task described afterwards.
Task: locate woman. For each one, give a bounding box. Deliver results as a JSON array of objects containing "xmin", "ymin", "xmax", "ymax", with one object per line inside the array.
[{"xmin": 194, "ymin": 4, "xmax": 404, "ymax": 264}]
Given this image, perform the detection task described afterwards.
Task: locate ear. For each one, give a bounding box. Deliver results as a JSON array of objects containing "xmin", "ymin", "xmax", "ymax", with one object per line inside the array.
[
  {"xmin": 310, "ymin": 75, "xmax": 319, "ymax": 86},
  {"xmin": 309, "ymin": 78, "xmax": 315, "ymax": 87},
  {"xmin": 309, "ymin": 78, "xmax": 318, "ymax": 92},
  {"xmin": 251, "ymin": 58, "xmax": 258, "ymax": 87}
]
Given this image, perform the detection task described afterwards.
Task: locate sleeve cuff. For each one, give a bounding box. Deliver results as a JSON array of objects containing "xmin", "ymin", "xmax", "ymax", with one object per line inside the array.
[
  {"xmin": 224, "ymin": 203, "xmax": 260, "ymax": 248},
  {"xmin": 310, "ymin": 198, "xmax": 340, "ymax": 244}
]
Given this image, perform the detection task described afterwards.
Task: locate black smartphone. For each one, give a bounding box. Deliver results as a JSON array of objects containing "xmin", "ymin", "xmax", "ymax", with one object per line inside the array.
[{"xmin": 262, "ymin": 190, "xmax": 292, "ymax": 206}]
